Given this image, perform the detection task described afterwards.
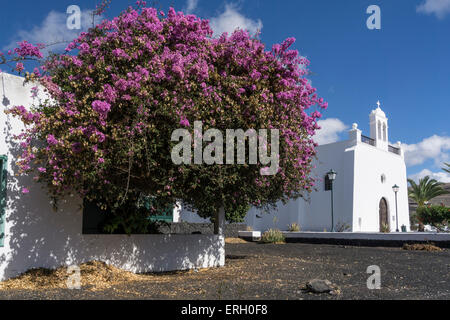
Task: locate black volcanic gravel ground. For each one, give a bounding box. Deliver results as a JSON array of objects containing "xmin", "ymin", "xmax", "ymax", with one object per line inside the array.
[{"xmin": 0, "ymin": 242, "xmax": 449, "ymax": 300}]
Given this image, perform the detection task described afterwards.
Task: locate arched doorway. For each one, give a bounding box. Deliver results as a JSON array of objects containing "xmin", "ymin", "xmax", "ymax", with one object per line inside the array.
[{"xmin": 379, "ymin": 198, "xmax": 389, "ymax": 232}]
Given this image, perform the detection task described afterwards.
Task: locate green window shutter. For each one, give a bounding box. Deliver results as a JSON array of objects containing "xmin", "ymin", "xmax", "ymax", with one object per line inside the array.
[
  {"xmin": 144, "ymin": 197, "xmax": 174, "ymax": 223},
  {"xmin": 147, "ymin": 206, "xmax": 174, "ymax": 222},
  {"xmin": 0, "ymin": 155, "xmax": 7, "ymax": 247}
]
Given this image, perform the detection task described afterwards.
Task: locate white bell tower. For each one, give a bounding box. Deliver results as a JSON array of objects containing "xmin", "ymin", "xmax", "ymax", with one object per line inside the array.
[{"xmin": 369, "ymin": 101, "xmax": 388, "ymax": 151}]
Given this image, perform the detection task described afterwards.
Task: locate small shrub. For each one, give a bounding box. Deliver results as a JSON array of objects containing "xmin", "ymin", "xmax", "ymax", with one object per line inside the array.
[
  {"xmin": 335, "ymin": 221, "xmax": 351, "ymax": 232},
  {"xmin": 380, "ymin": 223, "xmax": 390, "ymax": 233},
  {"xmin": 416, "ymin": 205, "xmax": 450, "ymax": 232},
  {"xmin": 261, "ymin": 229, "xmax": 285, "ymax": 244},
  {"xmin": 287, "ymin": 223, "xmax": 300, "ymax": 232}
]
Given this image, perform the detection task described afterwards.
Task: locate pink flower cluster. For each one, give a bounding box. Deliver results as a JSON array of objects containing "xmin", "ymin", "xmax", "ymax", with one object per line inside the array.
[
  {"xmin": 14, "ymin": 41, "xmax": 44, "ymax": 59},
  {"xmin": 92, "ymin": 100, "xmax": 111, "ymax": 117}
]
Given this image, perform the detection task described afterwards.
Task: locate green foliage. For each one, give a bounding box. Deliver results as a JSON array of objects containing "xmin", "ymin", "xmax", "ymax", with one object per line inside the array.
[
  {"xmin": 416, "ymin": 205, "xmax": 450, "ymax": 232},
  {"xmin": 409, "ymin": 213, "xmax": 421, "ymax": 231},
  {"xmin": 443, "ymin": 163, "xmax": 450, "ymax": 174},
  {"xmin": 408, "ymin": 176, "xmax": 449, "ymax": 206},
  {"xmin": 261, "ymin": 229, "xmax": 285, "ymax": 243},
  {"xmin": 287, "ymin": 222, "xmax": 300, "ymax": 232},
  {"xmin": 99, "ymin": 192, "xmax": 166, "ymax": 234},
  {"xmin": 225, "ymin": 203, "xmax": 250, "ymax": 223},
  {"xmin": 380, "ymin": 223, "xmax": 390, "ymax": 233}
]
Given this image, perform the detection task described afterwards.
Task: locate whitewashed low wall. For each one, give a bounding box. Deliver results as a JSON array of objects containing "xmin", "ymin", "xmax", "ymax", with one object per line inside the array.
[
  {"xmin": 1, "ymin": 233, "xmax": 225, "ymax": 281},
  {"xmin": 0, "ymin": 185, "xmax": 225, "ymax": 280},
  {"xmin": 0, "ymin": 183, "xmax": 225, "ymax": 280}
]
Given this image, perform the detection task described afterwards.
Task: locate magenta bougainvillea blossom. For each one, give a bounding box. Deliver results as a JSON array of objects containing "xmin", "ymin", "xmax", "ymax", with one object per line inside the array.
[
  {"xmin": 0, "ymin": 40, "xmax": 44, "ymax": 75},
  {"xmin": 91, "ymin": 100, "xmax": 111, "ymax": 118},
  {"xmin": 4, "ymin": 4, "xmax": 327, "ymax": 225},
  {"xmin": 14, "ymin": 41, "xmax": 44, "ymax": 59}
]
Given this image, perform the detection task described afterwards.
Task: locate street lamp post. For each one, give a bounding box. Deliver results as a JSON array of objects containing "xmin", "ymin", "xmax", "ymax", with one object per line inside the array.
[
  {"xmin": 327, "ymin": 169, "xmax": 337, "ymax": 232},
  {"xmin": 392, "ymin": 184, "xmax": 400, "ymax": 232}
]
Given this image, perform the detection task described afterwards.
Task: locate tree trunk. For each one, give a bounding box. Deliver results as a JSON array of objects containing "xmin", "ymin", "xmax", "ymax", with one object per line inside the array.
[
  {"xmin": 418, "ymin": 222, "xmax": 425, "ymax": 232},
  {"xmin": 214, "ymin": 207, "xmax": 225, "ymax": 235}
]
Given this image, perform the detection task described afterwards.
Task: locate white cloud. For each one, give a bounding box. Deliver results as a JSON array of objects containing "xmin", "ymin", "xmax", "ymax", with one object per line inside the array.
[
  {"xmin": 210, "ymin": 3, "xmax": 262, "ymax": 37},
  {"xmin": 314, "ymin": 118, "xmax": 348, "ymax": 145},
  {"xmin": 402, "ymin": 135, "xmax": 450, "ymax": 167},
  {"xmin": 3, "ymin": 9, "xmax": 103, "ymax": 55},
  {"xmin": 417, "ymin": 0, "xmax": 450, "ymax": 19},
  {"xmin": 408, "ymin": 168, "xmax": 450, "ymax": 183},
  {"xmin": 185, "ymin": 0, "xmax": 199, "ymax": 14}
]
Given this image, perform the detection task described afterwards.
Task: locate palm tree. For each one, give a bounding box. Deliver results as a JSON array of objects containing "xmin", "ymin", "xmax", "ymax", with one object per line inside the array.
[
  {"xmin": 443, "ymin": 163, "xmax": 450, "ymax": 174},
  {"xmin": 408, "ymin": 176, "xmax": 449, "ymax": 207}
]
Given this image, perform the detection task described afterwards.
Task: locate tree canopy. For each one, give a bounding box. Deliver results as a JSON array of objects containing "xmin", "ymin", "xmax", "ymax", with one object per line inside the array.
[{"xmin": 3, "ymin": 4, "xmax": 327, "ymax": 230}]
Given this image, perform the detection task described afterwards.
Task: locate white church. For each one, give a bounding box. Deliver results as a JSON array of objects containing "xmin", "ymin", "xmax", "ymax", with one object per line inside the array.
[
  {"xmin": 245, "ymin": 103, "xmax": 410, "ymax": 232},
  {"xmin": 182, "ymin": 103, "xmax": 411, "ymax": 233}
]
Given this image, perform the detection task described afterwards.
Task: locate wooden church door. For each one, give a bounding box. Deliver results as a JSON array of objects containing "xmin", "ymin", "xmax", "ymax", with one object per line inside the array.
[{"xmin": 379, "ymin": 198, "xmax": 389, "ymax": 232}]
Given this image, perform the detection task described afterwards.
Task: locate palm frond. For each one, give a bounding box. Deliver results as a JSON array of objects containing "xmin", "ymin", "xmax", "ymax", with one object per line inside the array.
[
  {"xmin": 408, "ymin": 176, "xmax": 449, "ymax": 206},
  {"xmin": 443, "ymin": 163, "xmax": 450, "ymax": 174}
]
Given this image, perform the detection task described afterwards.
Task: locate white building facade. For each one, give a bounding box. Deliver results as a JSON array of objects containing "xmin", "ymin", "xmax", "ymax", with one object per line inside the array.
[{"xmin": 244, "ymin": 104, "xmax": 410, "ymax": 233}]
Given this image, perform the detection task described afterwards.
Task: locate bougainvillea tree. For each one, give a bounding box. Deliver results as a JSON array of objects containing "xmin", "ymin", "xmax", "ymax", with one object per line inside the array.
[{"xmin": 2, "ymin": 3, "xmax": 327, "ymax": 232}]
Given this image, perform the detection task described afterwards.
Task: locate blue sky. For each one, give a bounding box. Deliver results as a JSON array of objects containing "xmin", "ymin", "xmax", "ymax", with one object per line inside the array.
[{"xmin": 1, "ymin": 0, "xmax": 449, "ymax": 181}]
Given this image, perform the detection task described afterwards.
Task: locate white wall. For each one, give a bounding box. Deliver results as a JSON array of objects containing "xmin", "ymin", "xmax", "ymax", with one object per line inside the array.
[
  {"xmin": 240, "ymin": 140, "xmax": 356, "ymax": 232},
  {"xmin": 245, "ymin": 198, "xmax": 304, "ymax": 231},
  {"xmin": 0, "ymin": 73, "xmax": 224, "ymax": 281},
  {"xmin": 180, "ymin": 207, "xmax": 211, "ymax": 223},
  {"xmin": 352, "ymin": 142, "xmax": 410, "ymax": 232},
  {"xmin": 302, "ymin": 140, "xmax": 356, "ymax": 231}
]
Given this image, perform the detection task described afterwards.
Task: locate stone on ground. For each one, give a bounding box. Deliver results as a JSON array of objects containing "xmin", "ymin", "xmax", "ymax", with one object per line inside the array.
[{"xmin": 305, "ymin": 279, "xmax": 339, "ymax": 294}]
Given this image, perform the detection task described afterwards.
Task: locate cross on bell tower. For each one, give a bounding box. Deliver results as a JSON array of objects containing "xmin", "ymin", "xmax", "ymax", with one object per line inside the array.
[{"xmin": 369, "ymin": 100, "xmax": 389, "ymax": 151}]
